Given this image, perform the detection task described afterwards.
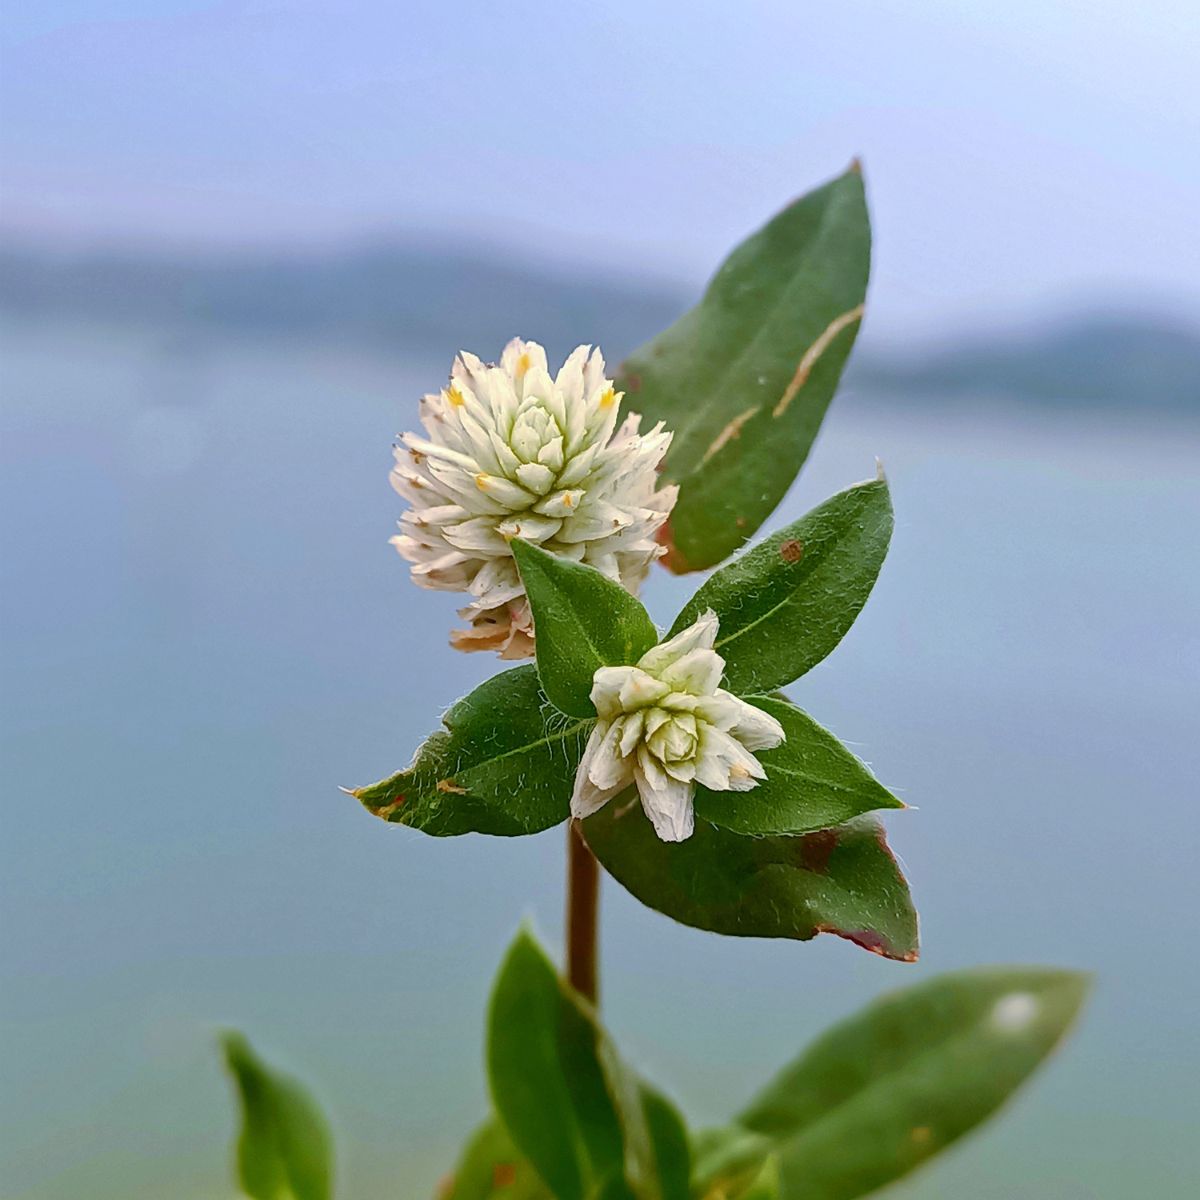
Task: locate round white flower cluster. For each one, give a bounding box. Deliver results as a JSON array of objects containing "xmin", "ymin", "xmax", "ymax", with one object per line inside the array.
[
  {"xmin": 391, "ymin": 339, "xmax": 677, "ymax": 657},
  {"xmin": 571, "ymin": 611, "xmax": 786, "ymax": 842}
]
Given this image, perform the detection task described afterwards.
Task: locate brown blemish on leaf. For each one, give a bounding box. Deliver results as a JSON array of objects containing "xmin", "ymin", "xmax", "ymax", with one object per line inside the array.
[
  {"xmin": 700, "ymin": 405, "xmax": 757, "ymax": 466},
  {"xmin": 772, "ymin": 304, "xmax": 866, "ymax": 418},
  {"xmin": 735, "ymin": 516, "xmax": 747, "ymax": 528},
  {"xmin": 492, "ymin": 1162, "xmax": 517, "ymax": 1189},
  {"xmin": 797, "ymin": 827, "xmax": 839, "ymax": 874},
  {"xmin": 623, "ymin": 370, "xmax": 642, "ymax": 393},
  {"xmin": 655, "ymin": 517, "xmax": 690, "ymax": 574},
  {"xmin": 910, "ymin": 1126, "xmax": 932, "ymax": 1145},
  {"xmin": 436, "ymin": 778, "xmax": 468, "ymax": 795},
  {"xmin": 780, "ymin": 537, "xmax": 804, "ymax": 563}
]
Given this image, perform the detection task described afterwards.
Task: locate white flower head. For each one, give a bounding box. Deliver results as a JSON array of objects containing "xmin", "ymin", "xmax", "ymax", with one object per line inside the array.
[
  {"xmin": 571, "ymin": 610, "xmax": 786, "ymax": 842},
  {"xmin": 391, "ymin": 338, "xmax": 678, "ymax": 658}
]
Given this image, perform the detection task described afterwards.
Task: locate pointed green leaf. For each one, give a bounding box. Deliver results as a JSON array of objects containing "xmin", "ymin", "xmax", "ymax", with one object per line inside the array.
[
  {"xmin": 582, "ymin": 810, "xmax": 917, "ymax": 960},
  {"xmin": 350, "ymin": 666, "xmax": 589, "ymax": 836},
  {"xmin": 512, "ymin": 538, "xmax": 659, "ymax": 718},
  {"xmin": 487, "ymin": 928, "xmax": 690, "ymax": 1200},
  {"xmin": 670, "ymin": 478, "xmax": 892, "ymax": 695},
  {"xmin": 446, "ymin": 1118, "xmax": 549, "ymax": 1200},
  {"xmin": 737, "ymin": 967, "xmax": 1090, "ymax": 1200},
  {"xmin": 694, "ymin": 697, "xmax": 903, "ymax": 836},
  {"xmin": 617, "ymin": 165, "xmax": 870, "ymax": 572},
  {"xmin": 221, "ymin": 1032, "xmax": 333, "ymax": 1200}
]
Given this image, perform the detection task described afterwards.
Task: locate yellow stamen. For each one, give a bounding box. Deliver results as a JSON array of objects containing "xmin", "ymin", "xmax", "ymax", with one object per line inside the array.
[
  {"xmin": 516, "ymin": 352, "xmax": 531, "ymax": 375},
  {"xmin": 446, "ymin": 386, "xmax": 465, "ymax": 407},
  {"xmin": 599, "ymin": 386, "xmax": 617, "ymax": 410},
  {"xmin": 475, "ymin": 473, "xmax": 490, "ymax": 491}
]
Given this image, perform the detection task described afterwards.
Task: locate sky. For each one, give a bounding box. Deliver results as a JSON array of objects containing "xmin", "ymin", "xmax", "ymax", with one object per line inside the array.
[{"xmin": 1, "ymin": 1, "xmax": 1199, "ymax": 339}]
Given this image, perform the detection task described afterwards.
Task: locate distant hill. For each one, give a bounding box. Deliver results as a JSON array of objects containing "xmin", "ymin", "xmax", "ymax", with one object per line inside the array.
[
  {"xmin": 0, "ymin": 240, "xmax": 687, "ymax": 366},
  {"xmin": 851, "ymin": 316, "xmax": 1200, "ymax": 411},
  {"xmin": 1, "ymin": 240, "xmax": 1196, "ymax": 412}
]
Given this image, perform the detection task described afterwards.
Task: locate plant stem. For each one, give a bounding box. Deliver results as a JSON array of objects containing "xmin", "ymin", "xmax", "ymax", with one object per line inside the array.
[{"xmin": 565, "ymin": 820, "xmax": 600, "ymax": 1005}]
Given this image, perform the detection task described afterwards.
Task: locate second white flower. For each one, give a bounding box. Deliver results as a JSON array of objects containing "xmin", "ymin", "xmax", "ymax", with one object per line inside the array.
[{"xmin": 570, "ymin": 610, "xmax": 786, "ymax": 842}]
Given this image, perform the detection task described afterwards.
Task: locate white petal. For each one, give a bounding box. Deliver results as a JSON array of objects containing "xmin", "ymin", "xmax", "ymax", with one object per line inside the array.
[
  {"xmin": 695, "ymin": 726, "xmax": 767, "ymax": 792},
  {"xmin": 660, "ymin": 646, "xmax": 724, "ymax": 696},
  {"xmin": 571, "ymin": 722, "xmax": 630, "ymax": 818},
  {"xmin": 590, "ymin": 665, "xmax": 638, "ymax": 720},
  {"xmin": 635, "ymin": 748, "xmax": 695, "ymax": 842},
  {"xmin": 725, "ymin": 694, "xmax": 786, "ymax": 752},
  {"xmin": 637, "ymin": 610, "xmax": 720, "ymax": 675},
  {"xmin": 587, "ymin": 718, "xmax": 634, "ymax": 790}
]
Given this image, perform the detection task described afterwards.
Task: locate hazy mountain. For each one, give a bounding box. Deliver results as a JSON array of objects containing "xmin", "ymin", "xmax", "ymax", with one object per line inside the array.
[
  {"xmin": 851, "ymin": 316, "xmax": 1199, "ymax": 411},
  {"xmin": 1, "ymin": 240, "xmax": 1196, "ymax": 412}
]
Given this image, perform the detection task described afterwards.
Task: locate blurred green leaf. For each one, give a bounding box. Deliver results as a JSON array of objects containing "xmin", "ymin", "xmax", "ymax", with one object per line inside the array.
[
  {"xmin": 582, "ymin": 810, "xmax": 917, "ymax": 960},
  {"xmin": 487, "ymin": 928, "xmax": 690, "ymax": 1200},
  {"xmin": 616, "ymin": 165, "xmax": 870, "ymax": 572},
  {"xmin": 669, "ymin": 478, "xmax": 893, "ymax": 696},
  {"xmin": 690, "ymin": 1127, "xmax": 774, "ymax": 1200},
  {"xmin": 221, "ymin": 1032, "xmax": 333, "ymax": 1200},
  {"xmin": 512, "ymin": 539, "xmax": 659, "ymax": 718},
  {"xmin": 694, "ymin": 697, "xmax": 903, "ymax": 836},
  {"xmin": 740, "ymin": 1155, "xmax": 783, "ymax": 1200},
  {"xmin": 736, "ymin": 967, "xmax": 1090, "ymax": 1199},
  {"xmin": 350, "ymin": 666, "xmax": 587, "ymax": 836},
  {"xmin": 444, "ymin": 1119, "xmax": 549, "ymax": 1200}
]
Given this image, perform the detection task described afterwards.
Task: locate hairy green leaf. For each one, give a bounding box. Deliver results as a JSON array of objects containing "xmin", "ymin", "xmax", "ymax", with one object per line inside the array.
[
  {"xmin": 737, "ymin": 967, "xmax": 1090, "ymax": 1200},
  {"xmin": 694, "ymin": 697, "xmax": 903, "ymax": 836},
  {"xmin": 670, "ymin": 478, "xmax": 893, "ymax": 695},
  {"xmin": 445, "ymin": 1119, "xmax": 549, "ymax": 1200},
  {"xmin": 350, "ymin": 666, "xmax": 588, "ymax": 836},
  {"xmin": 582, "ymin": 810, "xmax": 917, "ymax": 960},
  {"xmin": 617, "ymin": 165, "xmax": 870, "ymax": 572},
  {"xmin": 512, "ymin": 539, "xmax": 659, "ymax": 718},
  {"xmin": 487, "ymin": 929, "xmax": 690, "ymax": 1200},
  {"xmin": 221, "ymin": 1032, "xmax": 333, "ymax": 1200}
]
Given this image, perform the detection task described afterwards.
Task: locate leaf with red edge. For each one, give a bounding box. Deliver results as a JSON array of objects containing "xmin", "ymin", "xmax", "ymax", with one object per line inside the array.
[{"xmin": 581, "ymin": 808, "xmax": 918, "ymax": 960}]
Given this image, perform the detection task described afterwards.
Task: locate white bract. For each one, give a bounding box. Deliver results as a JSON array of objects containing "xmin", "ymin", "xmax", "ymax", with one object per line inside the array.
[
  {"xmin": 571, "ymin": 611, "xmax": 786, "ymax": 842},
  {"xmin": 391, "ymin": 339, "xmax": 677, "ymax": 658}
]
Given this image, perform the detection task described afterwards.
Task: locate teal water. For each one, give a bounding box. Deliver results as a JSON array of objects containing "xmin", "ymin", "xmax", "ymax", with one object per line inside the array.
[{"xmin": 2, "ymin": 320, "xmax": 1197, "ymax": 1198}]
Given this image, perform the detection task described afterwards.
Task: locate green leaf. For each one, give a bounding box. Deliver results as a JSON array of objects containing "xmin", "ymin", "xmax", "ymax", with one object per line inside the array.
[
  {"xmin": 694, "ymin": 697, "xmax": 903, "ymax": 836},
  {"xmin": 221, "ymin": 1032, "xmax": 334, "ymax": 1200},
  {"xmin": 616, "ymin": 165, "xmax": 870, "ymax": 572},
  {"xmin": 737, "ymin": 967, "xmax": 1090, "ymax": 1200},
  {"xmin": 669, "ymin": 477, "xmax": 893, "ymax": 696},
  {"xmin": 445, "ymin": 1119, "xmax": 549, "ymax": 1200},
  {"xmin": 740, "ymin": 1155, "xmax": 782, "ymax": 1200},
  {"xmin": 487, "ymin": 928, "xmax": 691, "ymax": 1200},
  {"xmin": 350, "ymin": 666, "xmax": 588, "ymax": 836},
  {"xmin": 582, "ymin": 810, "xmax": 917, "ymax": 961},
  {"xmin": 512, "ymin": 538, "xmax": 659, "ymax": 718},
  {"xmin": 690, "ymin": 1127, "xmax": 774, "ymax": 1200}
]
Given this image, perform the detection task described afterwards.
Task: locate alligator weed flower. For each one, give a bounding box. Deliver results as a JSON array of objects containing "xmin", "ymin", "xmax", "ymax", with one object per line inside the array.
[
  {"xmin": 390, "ymin": 339, "xmax": 677, "ymax": 658},
  {"xmin": 571, "ymin": 610, "xmax": 785, "ymax": 842}
]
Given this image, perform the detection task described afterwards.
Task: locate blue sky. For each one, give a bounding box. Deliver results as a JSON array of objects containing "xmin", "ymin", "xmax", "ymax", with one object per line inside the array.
[{"xmin": 2, "ymin": 1, "xmax": 1198, "ymax": 339}]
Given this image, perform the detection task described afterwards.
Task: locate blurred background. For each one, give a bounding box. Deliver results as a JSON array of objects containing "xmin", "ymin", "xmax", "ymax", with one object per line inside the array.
[{"xmin": 2, "ymin": 2, "xmax": 1198, "ymax": 1197}]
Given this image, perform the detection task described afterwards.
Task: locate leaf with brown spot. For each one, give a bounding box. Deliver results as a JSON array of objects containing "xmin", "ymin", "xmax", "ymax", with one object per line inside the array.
[
  {"xmin": 616, "ymin": 164, "xmax": 870, "ymax": 572},
  {"xmin": 349, "ymin": 666, "xmax": 589, "ymax": 838},
  {"xmin": 669, "ymin": 477, "xmax": 893, "ymax": 695},
  {"xmin": 582, "ymin": 808, "xmax": 917, "ymax": 960}
]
